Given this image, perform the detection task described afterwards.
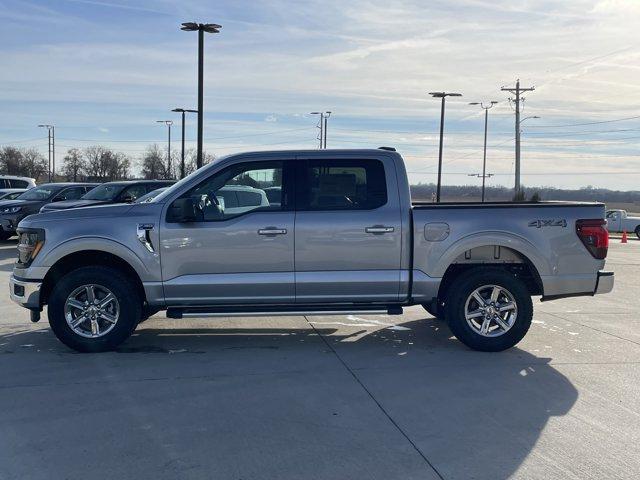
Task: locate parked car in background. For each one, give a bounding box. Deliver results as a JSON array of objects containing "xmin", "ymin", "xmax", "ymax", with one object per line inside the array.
[
  {"xmin": 134, "ymin": 186, "xmax": 170, "ymax": 204},
  {"xmin": 9, "ymin": 148, "xmax": 614, "ymax": 353},
  {"xmin": 0, "ymin": 183, "xmax": 96, "ymax": 240},
  {"xmin": 0, "ymin": 175, "xmax": 36, "ymax": 189},
  {"xmin": 0, "ymin": 189, "xmax": 27, "ymax": 201},
  {"xmin": 39, "ymin": 180, "xmax": 175, "ymax": 213},
  {"xmin": 606, "ymin": 209, "xmax": 640, "ymax": 238}
]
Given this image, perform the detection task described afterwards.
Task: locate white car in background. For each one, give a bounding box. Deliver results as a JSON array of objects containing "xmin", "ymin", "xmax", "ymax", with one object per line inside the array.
[
  {"xmin": 606, "ymin": 209, "xmax": 640, "ymax": 238},
  {"xmin": 0, "ymin": 176, "xmax": 36, "ymax": 189}
]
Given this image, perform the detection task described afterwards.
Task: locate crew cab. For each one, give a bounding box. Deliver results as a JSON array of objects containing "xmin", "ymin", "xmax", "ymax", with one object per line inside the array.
[
  {"xmin": 606, "ymin": 209, "xmax": 640, "ymax": 238},
  {"xmin": 9, "ymin": 149, "xmax": 614, "ymax": 352}
]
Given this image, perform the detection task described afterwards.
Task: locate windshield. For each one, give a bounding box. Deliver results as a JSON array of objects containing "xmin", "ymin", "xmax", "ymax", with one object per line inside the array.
[
  {"xmin": 83, "ymin": 183, "xmax": 126, "ymax": 201},
  {"xmin": 17, "ymin": 186, "xmax": 58, "ymax": 201},
  {"xmin": 135, "ymin": 187, "xmax": 167, "ymax": 203}
]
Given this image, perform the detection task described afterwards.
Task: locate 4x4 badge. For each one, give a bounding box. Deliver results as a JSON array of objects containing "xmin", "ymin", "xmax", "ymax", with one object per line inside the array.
[{"xmin": 528, "ymin": 219, "xmax": 567, "ymax": 228}]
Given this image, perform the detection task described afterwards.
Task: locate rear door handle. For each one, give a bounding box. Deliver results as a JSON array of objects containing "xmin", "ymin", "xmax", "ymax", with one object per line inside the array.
[
  {"xmin": 365, "ymin": 226, "xmax": 395, "ymax": 234},
  {"xmin": 258, "ymin": 228, "xmax": 287, "ymax": 236}
]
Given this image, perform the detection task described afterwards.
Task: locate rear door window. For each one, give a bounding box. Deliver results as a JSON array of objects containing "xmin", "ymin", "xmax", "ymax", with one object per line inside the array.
[{"xmin": 299, "ymin": 159, "xmax": 387, "ymax": 210}]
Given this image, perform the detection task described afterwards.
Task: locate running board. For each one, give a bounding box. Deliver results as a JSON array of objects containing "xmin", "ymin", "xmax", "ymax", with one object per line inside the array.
[{"xmin": 166, "ymin": 305, "xmax": 403, "ymax": 319}]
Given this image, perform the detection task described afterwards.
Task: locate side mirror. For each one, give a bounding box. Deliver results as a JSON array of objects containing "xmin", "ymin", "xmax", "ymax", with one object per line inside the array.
[
  {"xmin": 169, "ymin": 198, "xmax": 197, "ymax": 222},
  {"xmin": 121, "ymin": 195, "xmax": 134, "ymax": 203},
  {"xmin": 51, "ymin": 196, "xmax": 64, "ymax": 202}
]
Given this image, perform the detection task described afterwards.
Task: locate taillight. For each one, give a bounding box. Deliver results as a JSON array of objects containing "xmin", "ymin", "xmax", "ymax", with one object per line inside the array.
[{"xmin": 576, "ymin": 219, "xmax": 608, "ymax": 259}]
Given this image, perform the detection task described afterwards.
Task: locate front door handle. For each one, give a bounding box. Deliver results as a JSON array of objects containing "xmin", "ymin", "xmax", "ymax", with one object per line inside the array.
[
  {"xmin": 365, "ymin": 226, "xmax": 395, "ymax": 234},
  {"xmin": 258, "ymin": 228, "xmax": 287, "ymax": 236}
]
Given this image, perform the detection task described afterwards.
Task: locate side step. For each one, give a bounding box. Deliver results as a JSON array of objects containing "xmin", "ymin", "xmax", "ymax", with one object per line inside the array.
[{"xmin": 167, "ymin": 304, "xmax": 403, "ymax": 319}]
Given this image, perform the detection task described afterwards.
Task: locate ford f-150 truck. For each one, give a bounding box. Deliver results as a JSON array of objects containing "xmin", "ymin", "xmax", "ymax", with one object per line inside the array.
[{"xmin": 9, "ymin": 149, "xmax": 614, "ymax": 353}]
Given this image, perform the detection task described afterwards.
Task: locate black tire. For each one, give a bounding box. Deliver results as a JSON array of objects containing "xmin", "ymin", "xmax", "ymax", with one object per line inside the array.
[
  {"xmin": 635, "ymin": 226, "xmax": 640, "ymax": 240},
  {"xmin": 0, "ymin": 231, "xmax": 12, "ymax": 241},
  {"xmin": 139, "ymin": 306, "xmax": 162, "ymax": 323},
  {"xmin": 444, "ymin": 268, "xmax": 533, "ymax": 352},
  {"xmin": 422, "ymin": 301, "xmax": 444, "ymax": 319},
  {"xmin": 48, "ymin": 266, "xmax": 141, "ymax": 352}
]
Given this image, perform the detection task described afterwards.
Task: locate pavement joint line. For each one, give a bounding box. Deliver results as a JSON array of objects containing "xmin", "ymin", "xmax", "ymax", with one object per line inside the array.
[
  {"xmin": 304, "ymin": 315, "xmax": 446, "ymax": 480},
  {"xmin": 543, "ymin": 310, "xmax": 640, "ymax": 347}
]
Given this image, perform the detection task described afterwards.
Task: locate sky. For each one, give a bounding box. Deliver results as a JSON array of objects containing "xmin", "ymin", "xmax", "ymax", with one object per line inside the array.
[{"xmin": 1, "ymin": 0, "xmax": 639, "ymax": 190}]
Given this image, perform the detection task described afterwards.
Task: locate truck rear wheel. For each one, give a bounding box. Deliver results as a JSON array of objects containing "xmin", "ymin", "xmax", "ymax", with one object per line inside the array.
[
  {"xmin": 48, "ymin": 266, "xmax": 141, "ymax": 352},
  {"xmin": 445, "ymin": 268, "xmax": 532, "ymax": 352},
  {"xmin": 0, "ymin": 231, "xmax": 12, "ymax": 241},
  {"xmin": 635, "ymin": 226, "xmax": 640, "ymax": 240}
]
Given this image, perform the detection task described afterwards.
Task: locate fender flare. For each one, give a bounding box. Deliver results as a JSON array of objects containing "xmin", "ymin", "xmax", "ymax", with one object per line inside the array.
[
  {"xmin": 40, "ymin": 236, "xmax": 155, "ymax": 282},
  {"xmin": 428, "ymin": 231, "xmax": 552, "ymax": 279}
]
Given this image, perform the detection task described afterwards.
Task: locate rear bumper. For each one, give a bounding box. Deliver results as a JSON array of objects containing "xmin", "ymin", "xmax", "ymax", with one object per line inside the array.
[
  {"xmin": 9, "ymin": 275, "xmax": 42, "ymax": 309},
  {"xmin": 594, "ymin": 270, "xmax": 614, "ymax": 295},
  {"xmin": 541, "ymin": 270, "xmax": 614, "ymax": 301}
]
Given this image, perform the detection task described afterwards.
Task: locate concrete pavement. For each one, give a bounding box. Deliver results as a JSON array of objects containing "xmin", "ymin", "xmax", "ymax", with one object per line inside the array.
[{"xmin": 1, "ymin": 239, "xmax": 639, "ymax": 479}]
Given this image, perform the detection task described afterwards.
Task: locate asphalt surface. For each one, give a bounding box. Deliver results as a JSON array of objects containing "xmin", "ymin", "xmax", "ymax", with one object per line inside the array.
[{"xmin": 0, "ymin": 237, "xmax": 639, "ymax": 479}]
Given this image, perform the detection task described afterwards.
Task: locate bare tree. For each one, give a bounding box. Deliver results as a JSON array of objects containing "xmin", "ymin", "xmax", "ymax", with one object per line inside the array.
[
  {"xmin": 141, "ymin": 144, "xmax": 171, "ymax": 179},
  {"xmin": 83, "ymin": 146, "xmax": 130, "ymax": 181},
  {"xmin": 21, "ymin": 149, "xmax": 49, "ymax": 182},
  {"xmin": 0, "ymin": 146, "xmax": 23, "ymax": 175},
  {"xmin": 184, "ymin": 148, "xmax": 215, "ymax": 177},
  {"xmin": 62, "ymin": 148, "xmax": 86, "ymax": 182}
]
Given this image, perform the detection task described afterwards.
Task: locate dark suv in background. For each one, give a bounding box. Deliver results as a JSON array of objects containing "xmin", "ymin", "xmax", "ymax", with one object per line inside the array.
[
  {"xmin": 40, "ymin": 180, "xmax": 175, "ymax": 213},
  {"xmin": 0, "ymin": 183, "xmax": 97, "ymax": 240}
]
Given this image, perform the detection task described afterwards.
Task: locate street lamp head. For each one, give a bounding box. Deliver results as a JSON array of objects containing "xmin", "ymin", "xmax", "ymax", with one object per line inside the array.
[
  {"xmin": 202, "ymin": 23, "xmax": 222, "ymax": 33},
  {"xmin": 181, "ymin": 22, "xmax": 221, "ymax": 33},
  {"xmin": 469, "ymin": 102, "xmax": 480, "ymax": 106},
  {"xmin": 172, "ymin": 108, "xmax": 185, "ymax": 113},
  {"xmin": 310, "ymin": 112, "xmax": 321, "ymax": 115},
  {"xmin": 430, "ymin": 92, "xmax": 462, "ymax": 98},
  {"xmin": 490, "ymin": 101, "xmax": 498, "ymax": 105},
  {"xmin": 180, "ymin": 22, "xmax": 199, "ymax": 31}
]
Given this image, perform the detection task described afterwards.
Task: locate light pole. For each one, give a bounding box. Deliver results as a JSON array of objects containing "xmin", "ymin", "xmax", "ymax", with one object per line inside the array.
[
  {"xmin": 516, "ymin": 115, "xmax": 540, "ymax": 191},
  {"xmin": 429, "ymin": 92, "xmax": 462, "ymax": 202},
  {"xmin": 181, "ymin": 22, "xmax": 222, "ymax": 169},
  {"xmin": 172, "ymin": 108, "xmax": 198, "ymax": 179},
  {"xmin": 37, "ymin": 124, "xmax": 55, "ymax": 182},
  {"xmin": 156, "ymin": 120, "xmax": 173, "ymax": 178},
  {"xmin": 469, "ymin": 101, "xmax": 498, "ymax": 202}
]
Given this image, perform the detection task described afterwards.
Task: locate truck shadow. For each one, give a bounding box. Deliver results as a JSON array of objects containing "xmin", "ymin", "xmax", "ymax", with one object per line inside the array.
[{"xmin": 0, "ymin": 317, "xmax": 577, "ymax": 479}]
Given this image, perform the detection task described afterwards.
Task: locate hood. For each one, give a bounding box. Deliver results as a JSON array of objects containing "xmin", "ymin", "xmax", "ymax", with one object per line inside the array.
[
  {"xmin": 23, "ymin": 203, "xmax": 135, "ymax": 225},
  {"xmin": 40, "ymin": 199, "xmax": 110, "ymax": 211}
]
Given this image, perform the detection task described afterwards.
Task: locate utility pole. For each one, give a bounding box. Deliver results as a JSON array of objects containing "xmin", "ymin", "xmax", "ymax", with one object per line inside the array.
[
  {"xmin": 501, "ymin": 79, "xmax": 534, "ymax": 194},
  {"xmin": 156, "ymin": 120, "xmax": 173, "ymax": 178},
  {"xmin": 38, "ymin": 124, "xmax": 55, "ymax": 182},
  {"xmin": 429, "ymin": 92, "xmax": 462, "ymax": 202},
  {"xmin": 172, "ymin": 108, "xmax": 198, "ymax": 178},
  {"xmin": 310, "ymin": 111, "xmax": 331, "ymax": 149},
  {"xmin": 469, "ymin": 101, "xmax": 497, "ymax": 201}
]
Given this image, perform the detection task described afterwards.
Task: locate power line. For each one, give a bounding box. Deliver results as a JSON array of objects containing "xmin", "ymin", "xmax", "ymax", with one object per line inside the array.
[{"xmin": 528, "ymin": 114, "xmax": 640, "ymax": 128}]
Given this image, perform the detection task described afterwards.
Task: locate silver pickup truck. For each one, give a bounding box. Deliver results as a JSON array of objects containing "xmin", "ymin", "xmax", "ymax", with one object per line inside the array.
[{"xmin": 9, "ymin": 148, "xmax": 613, "ymax": 352}]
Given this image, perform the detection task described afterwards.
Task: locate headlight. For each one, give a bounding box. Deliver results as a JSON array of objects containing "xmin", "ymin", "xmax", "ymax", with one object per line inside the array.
[
  {"xmin": 16, "ymin": 228, "xmax": 45, "ymax": 267},
  {"xmin": 1, "ymin": 206, "xmax": 21, "ymax": 213}
]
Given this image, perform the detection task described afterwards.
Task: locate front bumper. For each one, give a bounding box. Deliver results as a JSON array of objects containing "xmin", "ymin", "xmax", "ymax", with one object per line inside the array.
[
  {"xmin": 594, "ymin": 271, "xmax": 614, "ymax": 295},
  {"xmin": 9, "ymin": 275, "xmax": 42, "ymax": 309},
  {"xmin": 0, "ymin": 214, "xmax": 24, "ymax": 233}
]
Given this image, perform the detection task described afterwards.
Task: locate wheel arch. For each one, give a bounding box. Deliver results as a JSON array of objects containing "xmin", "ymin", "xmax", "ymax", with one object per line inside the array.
[
  {"xmin": 436, "ymin": 244, "xmax": 544, "ymax": 304},
  {"xmin": 40, "ymin": 250, "xmax": 146, "ymax": 306}
]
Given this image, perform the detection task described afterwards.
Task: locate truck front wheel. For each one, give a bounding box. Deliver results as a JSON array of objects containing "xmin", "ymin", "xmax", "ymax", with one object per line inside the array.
[
  {"xmin": 445, "ymin": 268, "xmax": 533, "ymax": 352},
  {"xmin": 48, "ymin": 266, "xmax": 141, "ymax": 352},
  {"xmin": 635, "ymin": 226, "xmax": 640, "ymax": 240}
]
